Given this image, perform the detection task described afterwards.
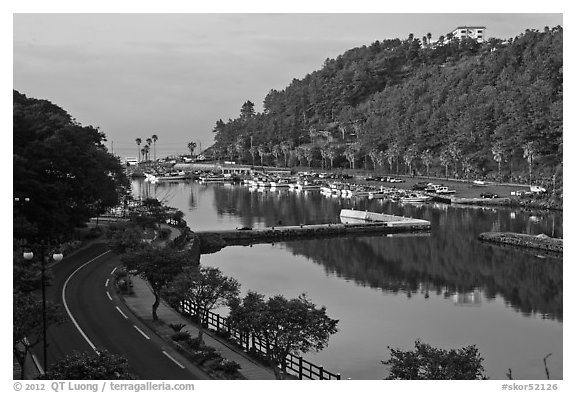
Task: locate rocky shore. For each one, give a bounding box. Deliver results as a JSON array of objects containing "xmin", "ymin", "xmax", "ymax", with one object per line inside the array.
[{"xmin": 478, "ymin": 232, "xmax": 563, "ymax": 254}]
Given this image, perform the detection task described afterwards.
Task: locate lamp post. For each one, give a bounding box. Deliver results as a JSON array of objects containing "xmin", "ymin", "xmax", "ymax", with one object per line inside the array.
[{"xmin": 23, "ymin": 243, "xmax": 63, "ymax": 373}]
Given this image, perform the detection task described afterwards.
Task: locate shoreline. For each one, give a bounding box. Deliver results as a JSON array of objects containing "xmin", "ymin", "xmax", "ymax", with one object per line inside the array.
[{"xmin": 478, "ymin": 232, "xmax": 563, "ymax": 254}]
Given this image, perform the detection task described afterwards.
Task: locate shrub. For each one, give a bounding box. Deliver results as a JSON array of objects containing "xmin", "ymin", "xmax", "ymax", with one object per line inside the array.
[
  {"xmin": 171, "ymin": 331, "xmax": 191, "ymax": 342},
  {"xmin": 159, "ymin": 228, "xmax": 171, "ymax": 240},
  {"xmin": 214, "ymin": 359, "xmax": 242, "ymax": 374},
  {"xmin": 169, "ymin": 323, "xmax": 187, "ymax": 332},
  {"xmin": 185, "ymin": 337, "xmax": 203, "ymax": 350},
  {"xmin": 192, "ymin": 347, "xmax": 222, "ymax": 365}
]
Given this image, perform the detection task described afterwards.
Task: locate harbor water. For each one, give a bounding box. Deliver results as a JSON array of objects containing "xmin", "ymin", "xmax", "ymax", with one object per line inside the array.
[{"xmin": 132, "ymin": 179, "xmax": 563, "ymax": 380}]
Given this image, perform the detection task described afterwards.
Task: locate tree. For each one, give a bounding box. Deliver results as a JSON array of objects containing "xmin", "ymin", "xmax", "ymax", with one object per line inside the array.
[
  {"xmin": 145, "ymin": 138, "xmax": 152, "ymax": 161},
  {"xmin": 326, "ymin": 146, "xmax": 337, "ymax": 169},
  {"xmin": 187, "ymin": 141, "xmax": 197, "ymax": 157},
  {"xmin": 135, "ymin": 138, "xmax": 142, "ymax": 162},
  {"xmin": 344, "ymin": 143, "xmax": 360, "ymax": 169},
  {"xmin": 439, "ymin": 148, "xmax": 451, "ymax": 178},
  {"xmin": 383, "ymin": 340, "xmax": 487, "ymax": 380},
  {"xmin": 448, "ymin": 142, "xmax": 462, "ymax": 177},
  {"xmin": 388, "ymin": 142, "xmax": 400, "ymax": 174},
  {"xmin": 368, "ymin": 148, "xmax": 379, "ymax": 170},
  {"xmin": 523, "ymin": 142, "xmax": 537, "ymax": 185},
  {"xmin": 121, "ymin": 245, "xmax": 192, "ymax": 321},
  {"xmin": 13, "ymin": 291, "xmax": 65, "ymax": 379},
  {"xmin": 280, "ymin": 141, "xmax": 292, "ymax": 167},
  {"xmin": 240, "ymin": 100, "xmax": 255, "ymax": 120},
  {"xmin": 420, "ymin": 149, "xmax": 433, "ymax": 177},
  {"xmin": 271, "ymin": 144, "xmax": 281, "ymax": 166},
  {"xmin": 491, "ymin": 142, "xmax": 505, "ymax": 180},
  {"xmin": 248, "ymin": 145, "xmax": 257, "ymax": 166},
  {"xmin": 229, "ymin": 292, "xmax": 339, "ymax": 380},
  {"xmin": 303, "ymin": 145, "xmax": 314, "ymax": 167},
  {"xmin": 235, "ymin": 138, "xmax": 245, "ymax": 164},
  {"xmin": 13, "ymin": 91, "xmax": 130, "ymax": 240},
  {"xmin": 39, "ymin": 350, "xmax": 136, "ymax": 379},
  {"xmin": 404, "ymin": 144, "xmax": 417, "ymax": 175},
  {"xmin": 168, "ymin": 266, "xmax": 240, "ymax": 343},
  {"xmin": 152, "ymin": 134, "xmax": 158, "ymax": 162},
  {"xmin": 295, "ymin": 146, "xmax": 305, "ymax": 166},
  {"xmin": 257, "ymin": 144, "xmax": 268, "ymax": 166}
]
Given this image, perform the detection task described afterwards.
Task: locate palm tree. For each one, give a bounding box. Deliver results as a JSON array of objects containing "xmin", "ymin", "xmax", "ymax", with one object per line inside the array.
[
  {"xmin": 522, "ymin": 142, "xmax": 537, "ymax": 185},
  {"xmin": 257, "ymin": 145, "xmax": 267, "ymax": 166},
  {"xmin": 303, "ymin": 145, "xmax": 314, "ymax": 168},
  {"xmin": 248, "ymin": 146, "xmax": 257, "ymax": 166},
  {"xmin": 368, "ymin": 148, "xmax": 379, "ymax": 170},
  {"xmin": 188, "ymin": 142, "xmax": 197, "ymax": 157},
  {"xmin": 144, "ymin": 145, "xmax": 150, "ymax": 162},
  {"xmin": 491, "ymin": 143, "xmax": 505, "ymax": 180},
  {"xmin": 427, "ymin": 32, "xmax": 432, "ymax": 46},
  {"xmin": 326, "ymin": 146, "xmax": 337, "ymax": 169},
  {"xmin": 319, "ymin": 144, "xmax": 330, "ymax": 170},
  {"xmin": 141, "ymin": 147, "xmax": 146, "ymax": 162},
  {"xmin": 420, "ymin": 149, "xmax": 433, "ymax": 177},
  {"xmin": 152, "ymin": 134, "xmax": 158, "ymax": 162},
  {"xmin": 389, "ymin": 142, "xmax": 400, "ymax": 174},
  {"xmin": 295, "ymin": 146, "xmax": 305, "ymax": 167},
  {"xmin": 235, "ymin": 138, "xmax": 244, "ymax": 164},
  {"xmin": 227, "ymin": 144, "xmax": 235, "ymax": 161},
  {"xmin": 135, "ymin": 138, "xmax": 142, "ymax": 162},
  {"xmin": 448, "ymin": 142, "xmax": 462, "ymax": 177},
  {"xmin": 344, "ymin": 143, "xmax": 360, "ymax": 169},
  {"xmin": 439, "ymin": 148, "xmax": 451, "ymax": 178},
  {"xmin": 271, "ymin": 145, "xmax": 281, "ymax": 166},
  {"xmin": 280, "ymin": 141, "xmax": 291, "ymax": 167},
  {"xmin": 404, "ymin": 145, "xmax": 417, "ymax": 176}
]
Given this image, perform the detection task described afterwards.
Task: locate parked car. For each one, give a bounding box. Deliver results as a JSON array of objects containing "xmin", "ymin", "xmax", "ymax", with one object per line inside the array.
[{"xmin": 480, "ymin": 192, "xmax": 499, "ymax": 199}]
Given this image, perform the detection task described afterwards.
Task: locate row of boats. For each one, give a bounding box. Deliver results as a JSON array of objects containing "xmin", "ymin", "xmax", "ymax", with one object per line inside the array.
[
  {"xmin": 242, "ymin": 176, "xmax": 451, "ymax": 203},
  {"xmin": 143, "ymin": 170, "xmax": 455, "ymax": 204}
]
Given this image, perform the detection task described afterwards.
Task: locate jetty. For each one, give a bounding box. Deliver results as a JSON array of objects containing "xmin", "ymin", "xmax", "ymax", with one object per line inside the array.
[{"xmin": 195, "ymin": 210, "xmax": 430, "ymax": 251}]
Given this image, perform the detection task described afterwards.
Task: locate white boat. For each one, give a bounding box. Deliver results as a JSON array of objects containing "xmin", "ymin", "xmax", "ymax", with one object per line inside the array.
[
  {"xmin": 435, "ymin": 186, "xmax": 456, "ymax": 194},
  {"xmin": 400, "ymin": 194, "xmax": 432, "ymax": 203},
  {"xmin": 155, "ymin": 171, "xmax": 190, "ymax": 181}
]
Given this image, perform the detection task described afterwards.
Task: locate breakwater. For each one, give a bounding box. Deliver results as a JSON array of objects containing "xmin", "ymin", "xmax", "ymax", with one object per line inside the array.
[{"xmin": 478, "ymin": 232, "xmax": 562, "ymax": 254}]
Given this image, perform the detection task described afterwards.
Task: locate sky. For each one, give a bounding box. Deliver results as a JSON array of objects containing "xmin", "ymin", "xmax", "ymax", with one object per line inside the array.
[
  {"xmin": 12, "ymin": 10, "xmax": 564, "ymax": 159},
  {"xmin": 12, "ymin": 9, "xmax": 563, "ymax": 161}
]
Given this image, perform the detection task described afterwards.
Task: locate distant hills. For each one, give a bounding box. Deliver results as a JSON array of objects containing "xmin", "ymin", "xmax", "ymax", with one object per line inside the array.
[{"xmin": 210, "ymin": 26, "xmax": 562, "ymax": 190}]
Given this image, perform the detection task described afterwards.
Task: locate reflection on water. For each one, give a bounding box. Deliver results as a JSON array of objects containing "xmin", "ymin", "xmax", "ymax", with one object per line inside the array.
[{"xmin": 132, "ymin": 180, "xmax": 563, "ymax": 379}]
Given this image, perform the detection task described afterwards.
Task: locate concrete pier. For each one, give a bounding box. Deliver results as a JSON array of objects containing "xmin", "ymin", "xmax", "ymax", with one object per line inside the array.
[{"xmin": 195, "ymin": 212, "xmax": 430, "ymax": 250}]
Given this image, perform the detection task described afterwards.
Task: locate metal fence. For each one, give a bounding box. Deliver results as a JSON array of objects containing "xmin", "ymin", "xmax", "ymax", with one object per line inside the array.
[{"xmin": 178, "ymin": 299, "xmax": 341, "ymax": 380}]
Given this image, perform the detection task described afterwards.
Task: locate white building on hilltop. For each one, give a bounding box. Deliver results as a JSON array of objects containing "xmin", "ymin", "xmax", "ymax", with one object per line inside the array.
[{"xmin": 447, "ymin": 26, "xmax": 486, "ymax": 42}]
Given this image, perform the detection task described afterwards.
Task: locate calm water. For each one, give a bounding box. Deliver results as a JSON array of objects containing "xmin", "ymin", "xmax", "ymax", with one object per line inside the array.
[{"xmin": 133, "ymin": 180, "xmax": 563, "ymax": 380}]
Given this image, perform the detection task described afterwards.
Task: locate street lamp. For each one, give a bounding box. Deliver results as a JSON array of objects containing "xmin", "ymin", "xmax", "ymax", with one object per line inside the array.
[{"xmin": 23, "ymin": 244, "xmax": 63, "ymax": 373}]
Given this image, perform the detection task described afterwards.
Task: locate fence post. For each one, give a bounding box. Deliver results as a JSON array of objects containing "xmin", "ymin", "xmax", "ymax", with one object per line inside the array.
[
  {"xmin": 319, "ymin": 365, "xmax": 324, "ymax": 380},
  {"xmin": 252, "ymin": 332, "xmax": 256, "ymax": 352},
  {"xmin": 298, "ymin": 357, "xmax": 303, "ymax": 380},
  {"xmin": 216, "ymin": 314, "xmax": 220, "ymax": 332}
]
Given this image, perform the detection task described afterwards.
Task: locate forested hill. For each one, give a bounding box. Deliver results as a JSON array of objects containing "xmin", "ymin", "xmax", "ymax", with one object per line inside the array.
[{"xmin": 210, "ymin": 26, "xmax": 562, "ymax": 186}]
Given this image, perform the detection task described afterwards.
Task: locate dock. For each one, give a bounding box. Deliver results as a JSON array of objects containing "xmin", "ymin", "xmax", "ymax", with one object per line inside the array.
[{"xmin": 195, "ymin": 211, "xmax": 430, "ymax": 250}]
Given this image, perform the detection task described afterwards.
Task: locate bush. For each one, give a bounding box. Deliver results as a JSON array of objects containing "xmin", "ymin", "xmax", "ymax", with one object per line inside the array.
[
  {"xmin": 213, "ymin": 359, "xmax": 241, "ymax": 374},
  {"xmin": 192, "ymin": 347, "xmax": 222, "ymax": 365},
  {"xmin": 185, "ymin": 337, "xmax": 203, "ymax": 350},
  {"xmin": 159, "ymin": 228, "xmax": 171, "ymax": 240},
  {"xmin": 169, "ymin": 323, "xmax": 186, "ymax": 332},
  {"xmin": 171, "ymin": 331, "xmax": 191, "ymax": 342}
]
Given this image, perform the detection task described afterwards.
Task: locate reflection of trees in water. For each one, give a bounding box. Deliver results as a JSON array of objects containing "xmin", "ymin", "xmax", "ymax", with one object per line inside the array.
[
  {"xmin": 208, "ymin": 185, "xmax": 562, "ymax": 320},
  {"xmin": 285, "ymin": 233, "xmax": 562, "ymax": 321}
]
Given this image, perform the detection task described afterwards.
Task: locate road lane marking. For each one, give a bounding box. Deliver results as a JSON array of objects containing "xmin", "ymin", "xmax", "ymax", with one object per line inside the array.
[
  {"xmin": 162, "ymin": 351, "xmax": 185, "ymax": 368},
  {"xmin": 110, "ymin": 267, "xmax": 117, "ymax": 275},
  {"xmin": 62, "ymin": 250, "xmax": 111, "ymax": 353},
  {"xmin": 115, "ymin": 306, "xmax": 128, "ymax": 319},
  {"xmin": 106, "ymin": 291, "xmax": 113, "ymax": 301},
  {"xmin": 105, "ymin": 278, "xmax": 110, "ymax": 287},
  {"xmin": 134, "ymin": 325, "xmax": 150, "ymax": 340}
]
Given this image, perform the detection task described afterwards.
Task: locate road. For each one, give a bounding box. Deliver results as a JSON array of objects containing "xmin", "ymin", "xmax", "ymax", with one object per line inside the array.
[{"xmin": 37, "ymin": 242, "xmax": 202, "ymax": 379}]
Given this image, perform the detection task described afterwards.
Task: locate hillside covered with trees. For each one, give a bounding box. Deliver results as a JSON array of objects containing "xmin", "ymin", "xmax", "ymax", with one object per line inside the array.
[{"xmin": 209, "ymin": 27, "xmax": 562, "ymax": 191}]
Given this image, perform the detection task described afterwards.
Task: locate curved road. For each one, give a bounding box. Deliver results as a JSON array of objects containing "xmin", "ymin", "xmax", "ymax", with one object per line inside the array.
[{"xmin": 39, "ymin": 242, "xmax": 202, "ymax": 379}]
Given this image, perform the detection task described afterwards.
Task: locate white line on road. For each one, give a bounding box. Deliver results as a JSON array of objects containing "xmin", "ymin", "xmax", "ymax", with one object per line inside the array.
[
  {"xmin": 162, "ymin": 351, "xmax": 185, "ymax": 368},
  {"xmin": 105, "ymin": 278, "xmax": 110, "ymax": 287},
  {"xmin": 115, "ymin": 306, "xmax": 128, "ymax": 319},
  {"xmin": 110, "ymin": 267, "xmax": 117, "ymax": 275},
  {"xmin": 106, "ymin": 291, "xmax": 112, "ymax": 301},
  {"xmin": 134, "ymin": 325, "xmax": 150, "ymax": 340},
  {"xmin": 62, "ymin": 250, "xmax": 112, "ymax": 353}
]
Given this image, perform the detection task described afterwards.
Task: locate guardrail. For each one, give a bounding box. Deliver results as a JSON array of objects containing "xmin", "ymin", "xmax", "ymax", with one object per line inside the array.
[{"xmin": 178, "ymin": 299, "xmax": 341, "ymax": 380}]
